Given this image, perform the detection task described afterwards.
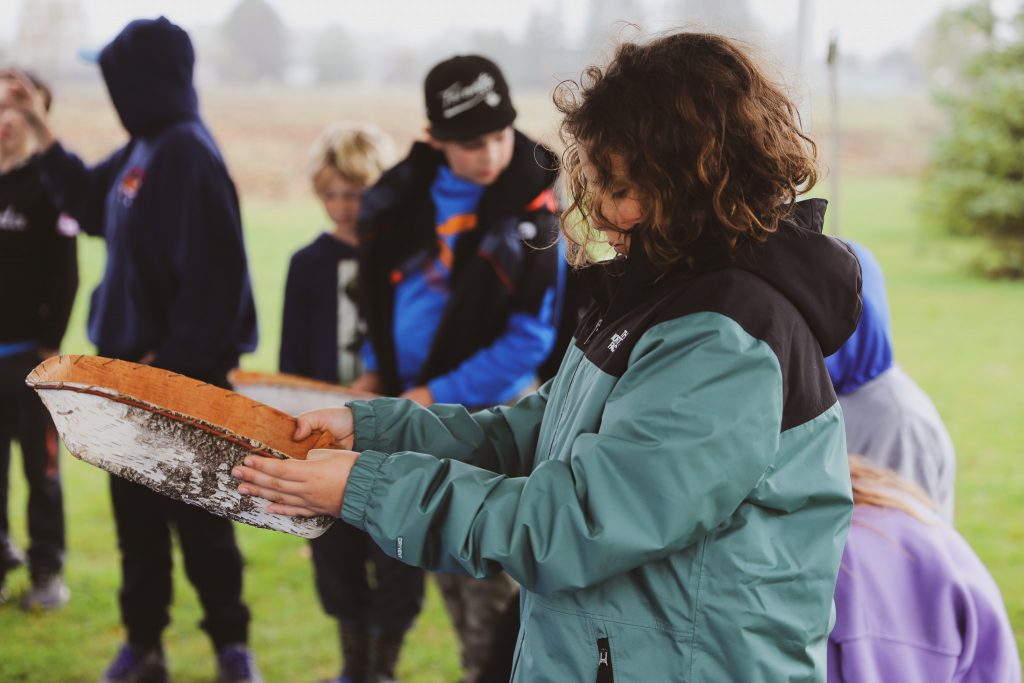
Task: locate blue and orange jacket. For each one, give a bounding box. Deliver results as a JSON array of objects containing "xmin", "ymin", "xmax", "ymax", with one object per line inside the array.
[{"xmin": 357, "ymin": 131, "xmax": 566, "ymax": 406}]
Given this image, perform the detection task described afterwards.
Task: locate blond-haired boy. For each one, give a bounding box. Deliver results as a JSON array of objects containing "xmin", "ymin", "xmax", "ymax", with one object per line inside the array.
[{"xmin": 281, "ymin": 122, "xmax": 423, "ymax": 683}]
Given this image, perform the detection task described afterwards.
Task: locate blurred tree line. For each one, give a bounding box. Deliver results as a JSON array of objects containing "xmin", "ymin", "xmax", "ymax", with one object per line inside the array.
[
  {"xmin": 921, "ymin": 1, "xmax": 1024, "ymax": 278},
  {"xmin": 4, "ymin": 0, "xmax": 767, "ymax": 89}
]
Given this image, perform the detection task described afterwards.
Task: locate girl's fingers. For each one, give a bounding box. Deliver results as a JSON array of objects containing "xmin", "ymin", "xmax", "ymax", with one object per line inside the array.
[
  {"xmin": 236, "ymin": 482, "xmax": 308, "ymax": 508},
  {"xmin": 293, "ymin": 410, "xmax": 335, "ymax": 441},
  {"xmin": 306, "ymin": 448, "xmax": 355, "ymax": 461},
  {"xmin": 293, "ymin": 407, "xmax": 352, "ymax": 443},
  {"xmin": 293, "ymin": 416, "xmax": 312, "ymax": 441},
  {"xmin": 232, "ymin": 458, "xmax": 306, "ymax": 489},
  {"xmin": 265, "ymin": 502, "xmax": 320, "ymax": 517}
]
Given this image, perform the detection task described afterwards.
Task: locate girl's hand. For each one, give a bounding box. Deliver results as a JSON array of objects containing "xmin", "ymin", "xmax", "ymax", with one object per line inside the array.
[
  {"xmin": 232, "ymin": 449, "xmax": 359, "ymax": 517},
  {"xmin": 294, "ymin": 407, "xmax": 354, "ymax": 450}
]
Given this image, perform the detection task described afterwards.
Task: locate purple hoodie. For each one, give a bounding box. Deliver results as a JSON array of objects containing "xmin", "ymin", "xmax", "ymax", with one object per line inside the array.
[{"xmin": 829, "ymin": 504, "xmax": 1020, "ymax": 682}]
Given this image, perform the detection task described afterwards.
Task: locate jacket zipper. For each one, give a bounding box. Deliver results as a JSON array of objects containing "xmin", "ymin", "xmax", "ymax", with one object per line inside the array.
[{"xmin": 596, "ymin": 637, "xmax": 614, "ymax": 683}]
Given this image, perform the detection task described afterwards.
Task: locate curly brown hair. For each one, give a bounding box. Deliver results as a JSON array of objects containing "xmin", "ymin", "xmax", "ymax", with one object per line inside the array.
[{"xmin": 555, "ymin": 31, "xmax": 818, "ymax": 268}]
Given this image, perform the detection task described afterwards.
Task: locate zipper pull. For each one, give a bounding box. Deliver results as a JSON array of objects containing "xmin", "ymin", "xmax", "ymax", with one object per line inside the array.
[
  {"xmin": 596, "ymin": 637, "xmax": 613, "ymax": 683},
  {"xmin": 583, "ymin": 317, "xmax": 603, "ymax": 346}
]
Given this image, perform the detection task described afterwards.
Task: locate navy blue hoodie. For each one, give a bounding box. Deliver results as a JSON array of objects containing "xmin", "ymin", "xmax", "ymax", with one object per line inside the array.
[
  {"xmin": 37, "ymin": 17, "xmax": 257, "ymax": 377},
  {"xmin": 279, "ymin": 232, "xmax": 360, "ymax": 383}
]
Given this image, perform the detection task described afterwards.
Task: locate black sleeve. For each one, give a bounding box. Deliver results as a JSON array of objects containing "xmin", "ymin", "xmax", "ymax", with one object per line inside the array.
[
  {"xmin": 36, "ymin": 215, "xmax": 79, "ymax": 350},
  {"xmin": 35, "ymin": 142, "xmax": 132, "ymax": 238}
]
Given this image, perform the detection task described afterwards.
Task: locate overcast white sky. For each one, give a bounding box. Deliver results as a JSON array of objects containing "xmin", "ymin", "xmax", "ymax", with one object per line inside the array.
[{"xmin": 3, "ymin": 0, "xmax": 1018, "ymax": 60}]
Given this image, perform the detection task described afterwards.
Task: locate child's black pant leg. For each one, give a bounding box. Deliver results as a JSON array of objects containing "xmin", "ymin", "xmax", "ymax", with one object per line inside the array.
[
  {"xmin": 310, "ymin": 517, "xmax": 372, "ymax": 620},
  {"xmin": 369, "ymin": 541, "xmax": 424, "ymax": 634},
  {"xmin": 0, "ymin": 351, "xmax": 65, "ymax": 576},
  {"xmin": 172, "ymin": 496, "xmax": 250, "ymax": 648},
  {"xmin": 109, "ymin": 474, "xmax": 174, "ymax": 648}
]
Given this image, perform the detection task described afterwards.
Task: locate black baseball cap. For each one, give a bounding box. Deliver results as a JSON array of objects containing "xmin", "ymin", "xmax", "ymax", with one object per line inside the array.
[{"xmin": 424, "ymin": 55, "xmax": 517, "ymax": 141}]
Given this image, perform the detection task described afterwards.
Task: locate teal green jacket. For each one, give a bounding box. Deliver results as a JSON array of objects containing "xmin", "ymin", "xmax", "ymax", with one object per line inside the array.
[{"xmin": 341, "ymin": 200, "xmax": 861, "ymax": 681}]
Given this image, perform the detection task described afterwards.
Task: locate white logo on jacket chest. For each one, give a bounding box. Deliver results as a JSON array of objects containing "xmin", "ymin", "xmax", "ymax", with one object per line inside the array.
[
  {"xmin": 607, "ymin": 329, "xmax": 629, "ymax": 353},
  {"xmin": 0, "ymin": 206, "xmax": 27, "ymax": 232}
]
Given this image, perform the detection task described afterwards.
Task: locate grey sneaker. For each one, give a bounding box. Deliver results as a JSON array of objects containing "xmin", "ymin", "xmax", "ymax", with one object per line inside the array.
[
  {"xmin": 0, "ymin": 534, "xmax": 25, "ymax": 572},
  {"xmin": 21, "ymin": 572, "xmax": 71, "ymax": 611},
  {"xmin": 98, "ymin": 644, "xmax": 168, "ymax": 683}
]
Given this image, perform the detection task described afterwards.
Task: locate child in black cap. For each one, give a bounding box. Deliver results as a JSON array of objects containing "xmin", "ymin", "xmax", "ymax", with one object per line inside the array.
[{"xmin": 347, "ymin": 54, "xmax": 566, "ymax": 683}]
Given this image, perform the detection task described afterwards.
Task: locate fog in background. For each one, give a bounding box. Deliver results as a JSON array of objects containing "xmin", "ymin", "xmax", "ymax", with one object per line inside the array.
[
  {"xmin": 4, "ymin": 0, "xmax": 1021, "ymax": 203},
  {"xmin": 1, "ymin": 0, "xmax": 1011, "ymax": 96}
]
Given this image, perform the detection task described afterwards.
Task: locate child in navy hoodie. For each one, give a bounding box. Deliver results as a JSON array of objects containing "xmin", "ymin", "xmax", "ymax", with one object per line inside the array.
[
  {"xmin": 280, "ymin": 122, "xmax": 423, "ymax": 683},
  {"xmin": 7, "ymin": 18, "xmax": 261, "ymax": 683}
]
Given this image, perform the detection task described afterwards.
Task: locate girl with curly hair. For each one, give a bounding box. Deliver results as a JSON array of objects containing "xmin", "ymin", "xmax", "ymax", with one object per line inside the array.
[{"xmin": 235, "ymin": 32, "xmax": 863, "ymax": 681}]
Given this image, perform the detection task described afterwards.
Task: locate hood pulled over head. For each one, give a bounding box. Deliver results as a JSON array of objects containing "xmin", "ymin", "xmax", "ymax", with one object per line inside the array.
[{"xmin": 98, "ymin": 17, "xmax": 199, "ymax": 137}]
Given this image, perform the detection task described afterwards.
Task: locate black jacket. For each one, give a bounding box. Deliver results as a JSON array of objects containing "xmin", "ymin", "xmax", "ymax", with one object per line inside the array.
[
  {"xmin": 357, "ymin": 131, "xmax": 563, "ymax": 397},
  {"xmin": 0, "ymin": 161, "xmax": 78, "ymax": 348}
]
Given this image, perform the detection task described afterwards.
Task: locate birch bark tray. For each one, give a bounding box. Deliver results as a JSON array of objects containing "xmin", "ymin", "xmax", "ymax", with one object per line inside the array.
[
  {"xmin": 26, "ymin": 355, "xmax": 338, "ymax": 538},
  {"xmin": 228, "ymin": 370, "xmax": 377, "ymax": 416}
]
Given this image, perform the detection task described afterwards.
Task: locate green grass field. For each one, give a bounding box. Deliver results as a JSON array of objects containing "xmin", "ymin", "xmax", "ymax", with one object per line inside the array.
[{"xmin": 1, "ymin": 172, "xmax": 1021, "ymax": 680}]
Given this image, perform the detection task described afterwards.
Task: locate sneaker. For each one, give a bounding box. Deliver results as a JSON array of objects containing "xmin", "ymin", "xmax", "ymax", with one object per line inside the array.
[
  {"xmin": 0, "ymin": 534, "xmax": 25, "ymax": 572},
  {"xmin": 21, "ymin": 572, "xmax": 71, "ymax": 611},
  {"xmin": 98, "ymin": 644, "xmax": 168, "ymax": 683},
  {"xmin": 216, "ymin": 643, "xmax": 264, "ymax": 683}
]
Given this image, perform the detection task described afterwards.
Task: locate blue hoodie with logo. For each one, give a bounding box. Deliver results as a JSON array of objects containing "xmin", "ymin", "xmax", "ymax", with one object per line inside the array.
[{"xmin": 37, "ymin": 17, "xmax": 257, "ymax": 377}]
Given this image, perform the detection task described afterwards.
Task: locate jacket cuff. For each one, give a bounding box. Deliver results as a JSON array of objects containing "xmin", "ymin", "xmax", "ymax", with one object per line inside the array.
[
  {"xmin": 340, "ymin": 449, "xmax": 388, "ymax": 530},
  {"xmin": 348, "ymin": 399, "xmax": 383, "ymax": 452}
]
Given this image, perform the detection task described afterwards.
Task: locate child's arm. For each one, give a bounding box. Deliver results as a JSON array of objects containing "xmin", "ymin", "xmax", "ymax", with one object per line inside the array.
[
  {"xmin": 234, "ymin": 381, "xmax": 552, "ymax": 512},
  {"xmin": 36, "ymin": 216, "xmax": 78, "ymax": 355},
  {"xmin": 233, "ymin": 383, "xmax": 552, "ymax": 515},
  {"xmin": 350, "ymin": 381, "xmax": 552, "ymax": 477},
  {"xmin": 35, "ymin": 143, "xmax": 132, "ymax": 238},
  {"xmin": 422, "ymin": 210, "xmax": 564, "ymax": 406},
  {"xmin": 423, "ymin": 306, "xmax": 557, "ymax": 406},
  {"xmin": 6, "ymin": 69, "xmax": 126, "ymax": 237}
]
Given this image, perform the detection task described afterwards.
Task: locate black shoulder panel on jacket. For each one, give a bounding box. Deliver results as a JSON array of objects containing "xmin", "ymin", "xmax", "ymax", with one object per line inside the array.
[{"xmin": 576, "ymin": 268, "xmax": 837, "ymax": 431}]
